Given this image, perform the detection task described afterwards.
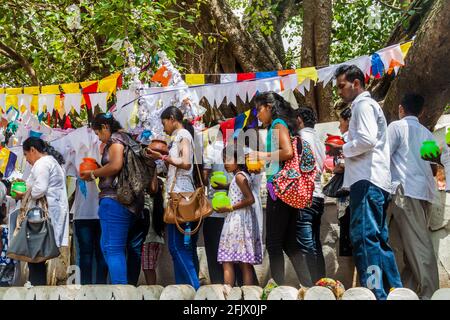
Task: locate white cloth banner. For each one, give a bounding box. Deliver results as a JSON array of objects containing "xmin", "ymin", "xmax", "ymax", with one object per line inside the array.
[
  {"xmin": 38, "ymin": 94, "xmax": 56, "ymax": 114},
  {"xmin": 220, "ymin": 74, "xmax": 238, "ymax": 84},
  {"xmin": 64, "ymin": 93, "xmax": 82, "ymax": 114},
  {"xmin": 18, "ymin": 94, "xmax": 32, "ymax": 111},
  {"xmin": 89, "ymin": 92, "xmax": 108, "ymax": 112},
  {"xmin": 0, "ymin": 94, "xmax": 6, "ymax": 112},
  {"xmin": 116, "ymin": 89, "xmax": 138, "ymax": 109},
  {"xmin": 377, "ymin": 44, "xmax": 405, "ymax": 72}
]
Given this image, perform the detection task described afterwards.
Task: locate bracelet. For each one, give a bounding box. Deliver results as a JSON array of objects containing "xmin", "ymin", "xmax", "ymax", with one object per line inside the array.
[{"xmin": 90, "ymin": 170, "xmax": 96, "ymax": 180}]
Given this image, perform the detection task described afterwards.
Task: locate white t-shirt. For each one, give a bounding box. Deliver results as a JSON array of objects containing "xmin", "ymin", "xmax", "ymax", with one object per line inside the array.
[{"xmin": 70, "ymin": 180, "xmax": 100, "ymax": 220}]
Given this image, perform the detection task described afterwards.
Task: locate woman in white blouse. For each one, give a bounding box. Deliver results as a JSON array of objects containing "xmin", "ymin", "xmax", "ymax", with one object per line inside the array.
[{"xmin": 13, "ymin": 137, "xmax": 69, "ymax": 285}]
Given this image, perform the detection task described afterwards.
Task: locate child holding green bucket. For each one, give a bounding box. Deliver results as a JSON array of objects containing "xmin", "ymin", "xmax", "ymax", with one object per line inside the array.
[{"xmin": 216, "ymin": 143, "xmax": 262, "ymax": 286}]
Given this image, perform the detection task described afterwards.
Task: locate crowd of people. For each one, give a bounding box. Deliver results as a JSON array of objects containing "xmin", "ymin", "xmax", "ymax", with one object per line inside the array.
[{"xmin": 0, "ymin": 64, "xmax": 445, "ymax": 300}]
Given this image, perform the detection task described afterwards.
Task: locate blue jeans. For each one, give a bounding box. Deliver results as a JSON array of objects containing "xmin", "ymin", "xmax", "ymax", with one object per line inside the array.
[
  {"xmin": 167, "ymin": 223, "xmax": 200, "ymax": 289},
  {"xmin": 297, "ymin": 197, "xmax": 326, "ymax": 283},
  {"xmin": 74, "ymin": 219, "xmax": 108, "ymax": 285},
  {"xmin": 126, "ymin": 209, "xmax": 150, "ymax": 286},
  {"xmin": 349, "ymin": 180, "xmax": 402, "ymax": 300},
  {"xmin": 98, "ymin": 198, "xmax": 135, "ymax": 284}
]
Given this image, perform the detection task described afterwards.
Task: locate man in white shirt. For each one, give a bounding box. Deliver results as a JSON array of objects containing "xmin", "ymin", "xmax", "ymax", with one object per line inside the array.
[
  {"xmin": 328, "ymin": 65, "xmax": 402, "ymax": 300},
  {"xmin": 296, "ymin": 107, "xmax": 326, "ymax": 283},
  {"xmin": 387, "ymin": 94, "xmax": 439, "ymax": 299}
]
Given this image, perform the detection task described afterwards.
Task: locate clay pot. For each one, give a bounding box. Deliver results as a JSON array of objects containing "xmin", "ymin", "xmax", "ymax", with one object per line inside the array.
[
  {"xmin": 325, "ymin": 134, "xmax": 344, "ymax": 145},
  {"xmin": 246, "ymin": 157, "xmax": 264, "ymax": 172},
  {"xmin": 212, "ymin": 192, "xmax": 231, "ymax": 210},
  {"xmin": 148, "ymin": 139, "xmax": 169, "ymax": 155},
  {"xmin": 210, "ymin": 171, "xmax": 227, "ymax": 188},
  {"xmin": 80, "ymin": 157, "xmax": 98, "ymax": 173},
  {"xmin": 420, "ymin": 140, "xmax": 441, "ymax": 158},
  {"xmin": 11, "ymin": 181, "xmax": 27, "ymax": 197}
]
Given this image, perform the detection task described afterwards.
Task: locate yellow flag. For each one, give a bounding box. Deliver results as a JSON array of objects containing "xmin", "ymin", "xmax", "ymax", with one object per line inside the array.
[
  {"xmin": 5, "ymin": 95, "xmax": 18, "ymax": 109},
  {"xmin": 296, "ymin": 67, "xmax": 318, "ymax": 84},
  {"xmin": 6, "ymin": 88, "xmax": 22, "ymax": 95},
  {"xmin": 61, "ymin": 83, "xmax": 80, "ymax": 93},
  {"xmin": 185, "ymin": 74, "xmax": 205, "ymax": 85},
  {"xmin": 98, "ymin": 78, "xmax": 117, "ymax": 100},
  {"xmin": 0, "ymin": 88, "xmax": 4, "ymax": 94},
  {"xmin": 24, "ymin": 86, "xmax": 40, "ymax": 95},
  {"xmin": 400, "ymin": 41, "xmax": 413, "ymax": 58},
  {"xmin": 54, "ymin": 95, "xmax": 63, "ymax": 115},
  {"xmin": 102, "ymin": 72, "xmax": 121, "ymax": 80},
  {"xmin": 31, "ymin": 95, "xmax": 39, "ymax": 114},
  {"xmin": 80, "ymin": 80, "xmax": 97, "ymax": 89},
  {"xmin": 243, "ymin": 109, "xmax": 251, "ymax": 128},
  {"xmin": 42, "ymin": 85, "xmax": 60, "ymax": 94}
]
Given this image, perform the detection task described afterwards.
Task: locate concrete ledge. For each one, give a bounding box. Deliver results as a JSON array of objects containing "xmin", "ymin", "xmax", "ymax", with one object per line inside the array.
[
  {"xmin": 387, "ymin": 288, "xmax": 419, "ymax": 300},
  {"xmin": 341, "ymin": 287, "xmax": 377, "ymax": 300},
  {"xmin": 241, "ymin": 286, "xmax": 262, "ymax": 300},
  {"xmin": 137, "ymin": 285, "xmax": 164, "ymax": 300},
  {"xmin": 267, "ymin": 286, "xmax": 298, "ymax": 300},
  {"xmin": 431, "ymin": 288, "xmax": 450, "ymax": 300},
  {"xmin": 160, "ymin": 285, "xmax": 196, "ymax": 300},
  {"xmin": 303, "ymin": 286, "xmax": 336, "ymax": 300}
]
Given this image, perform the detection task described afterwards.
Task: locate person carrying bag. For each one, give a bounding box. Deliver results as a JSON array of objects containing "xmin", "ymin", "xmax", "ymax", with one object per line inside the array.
[{"xmin": 7, "ymin": 190, "xmax": 60, "ymax": 263}]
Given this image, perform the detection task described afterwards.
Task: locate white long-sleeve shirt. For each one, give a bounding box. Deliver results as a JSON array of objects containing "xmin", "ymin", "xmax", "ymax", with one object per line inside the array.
[
  {"xmin": 388, "ymin": 116, "xmax": 436, "ymax": 202},
  {"xmin": 299, "ymin": 127, "xmax": 325, "ymax": 198},
  {"xmin": 342, "ymin": 91, "xmax": 391, "ymax": 192},
  {"xmin": 26, "ymin": 155, "xmax": 70, "ymax": 247}
]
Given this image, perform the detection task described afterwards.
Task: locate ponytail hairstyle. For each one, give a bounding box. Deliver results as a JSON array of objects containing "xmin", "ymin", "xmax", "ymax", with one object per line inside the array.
[
  {"xmin": 91, "ymin": 112, "xmax": 122, "ymax": 133},
  {"xmin": 160, "ymin": 106, "xmax": 203, "ymax": 187},
  {"xmin": 23, "ymin": 137, "xmax": 65, "ymax": 166},
  {"xmin": 254, "ymin": 91, "xmax": 299, "ymax": 134}
]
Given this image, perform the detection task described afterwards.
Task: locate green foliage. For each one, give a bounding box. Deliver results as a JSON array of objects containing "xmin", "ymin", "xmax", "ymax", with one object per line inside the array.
[
  {"xmin": 331, "ymin": 0, "xmax": 402, "ymax": 64},
  {"xmin": 0, "ymin": 0, "xmax": 200, "ymax": 87}
]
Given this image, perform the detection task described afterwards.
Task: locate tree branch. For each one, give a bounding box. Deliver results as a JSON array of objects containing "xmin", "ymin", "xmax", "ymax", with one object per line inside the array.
[{"xmin": 0, "ymin": 41, "xmax": 39, "ymax": 85}]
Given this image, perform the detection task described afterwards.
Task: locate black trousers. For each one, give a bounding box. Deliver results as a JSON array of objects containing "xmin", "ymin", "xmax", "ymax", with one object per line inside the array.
[
  {"xmin": 28, "ymin": 262, "xmax": 47, "ymax": 286},
  {"xmin": 266, "ymin": 196, "xmax": 312, "ymax": 287},
  {"xmin": 203, "ymin": 217, "xmax": 258, "ymax": 285}
]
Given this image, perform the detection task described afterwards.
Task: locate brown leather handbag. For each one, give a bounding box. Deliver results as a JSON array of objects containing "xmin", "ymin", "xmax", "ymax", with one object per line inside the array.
[{"xmin": 164, "ymin": 148, "xmax": 213, "ymax": 235}]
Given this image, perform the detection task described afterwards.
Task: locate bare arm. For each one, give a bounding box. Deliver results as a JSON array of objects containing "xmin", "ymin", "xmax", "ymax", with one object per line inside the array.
[
  {"xmin": 252, "ymin": 124, "xmax": 293, "ymax": 162},
  {"xmin": 93, "ymin": 143, "xmax": 124, "ymax": 177},
  {"xmin": 165, "ymin": 138, "xmax": 192, "ymax": 171}
]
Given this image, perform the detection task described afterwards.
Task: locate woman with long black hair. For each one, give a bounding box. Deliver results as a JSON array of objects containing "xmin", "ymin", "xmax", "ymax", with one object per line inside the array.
[
  {"xmin": 249, "ymin": 91, "xmax": 313, "ymax": 287},
  {"xmin": 13, "ymin": 137, "xmax": 69, "ymax": 285},
  {"xmin": 147, "ymin": 106, "xmax": 201, "ymax": 289}
]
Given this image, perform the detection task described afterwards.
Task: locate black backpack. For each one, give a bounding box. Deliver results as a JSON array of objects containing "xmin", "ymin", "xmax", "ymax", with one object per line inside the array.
[{"xmin": 116, "ymin": 133, "xmax": 156, "ymax": 208}]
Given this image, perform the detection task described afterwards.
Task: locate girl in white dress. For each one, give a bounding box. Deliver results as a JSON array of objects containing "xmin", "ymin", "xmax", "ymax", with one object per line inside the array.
[{"xmin": 216, "ymin": 144, "xmax": 262, "ymax": 286}]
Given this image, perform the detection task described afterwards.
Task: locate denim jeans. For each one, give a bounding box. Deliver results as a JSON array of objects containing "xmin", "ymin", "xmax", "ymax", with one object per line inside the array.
[
  {"xmin": 297, "ymin": 197, "xmax": 326, "ymax": 283},
  {"xmin": 98, "ymin": 198, "xmax": 135, "ymax": 284},
  {"xmin": 266, "ymin": 196, "xmax": 313, "ymax": 287},
  {"xmin": 167, "ymin": 223, "xmax": 200, "ymax": 289},
  {"xmin": 126, "ymin": 209, "xmax": 150, "ymax": 286},
  {"xmin": 349, "ymin": 180, "xmax": 403, "ymax": 300},
  {"xmin": 74, "ymin": 219, "xmax": 108, "ymax": 285}
]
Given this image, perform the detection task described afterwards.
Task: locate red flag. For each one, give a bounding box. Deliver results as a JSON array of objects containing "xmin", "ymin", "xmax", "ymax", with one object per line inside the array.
[
  {"xmin": 63, "ymin": 116, "xmax": 72, "ymax": 129},
  {"xmin": 82, "ymin": 82, "xmax": 98, "ymax": 110},
  {"xmin": 237, "ymin": 73, "xmax": 256, "ymax": 82},
  {"xmin": 220, "ymin": 118, "xmax": 236, "ymax": 144}
]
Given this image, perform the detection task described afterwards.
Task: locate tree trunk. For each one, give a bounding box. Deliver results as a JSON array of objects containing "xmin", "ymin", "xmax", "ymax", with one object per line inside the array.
[
  {"xmin": 382, "ymin": 0, "xmax": 450, "ymax": 129},
  {"xmin": 0, "ymin": 41, "xmax": 39, "ymax": 85},
  {"xmin": 300, "ymin": 0, "xmax": 333, "ymax": 121}
]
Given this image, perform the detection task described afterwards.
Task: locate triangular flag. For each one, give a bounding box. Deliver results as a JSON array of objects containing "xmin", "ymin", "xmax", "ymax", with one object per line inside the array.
[
  {"xmin": 377, "ymin": 44, "xmax": 404, "ymax": 72},
  {"xmin": 318, "ymin": 65, "xmax": 338, "ymax": 87},
  {"xmin": 64, "ymin": 93, "xmax": 82, "ymax": 114},
  {"xmin": 89, "ymin": 92, "xmax": 108, "ymax": 112},
  {"xmin": 0, "ymin": 88, "xmax": 4, "ymax": 94},
  {"xmin": 278, "ymin": 69, "xmax": 296, "ymax": 76},
  {"xmin": 220, "ymin": 118, "xmax": 236, "ymax": 144},
  {"xmin": 81, "ymin": 81, "xmax": 98, "ymax": 109},
  {"xmin": 151, "ymin": 65, "xmax": 172, "ymax": 87},
  {"xmin": 41, "ymin": 85, "xmax": 60, "ymax": 94},
  {"xmin": 233, "ymin": 112, "xmax": 246, "ymax": 139},
  {"xmin": 371, "ymin": 53, "xmax": 384, "ymax": 79},
  {"xmin": 39, "ymin": 94, "xmax": 56, "ymax": 114},
  {"xmin": 30, "ymin": 95, "xmax": 39, "ymax": 114},
  {"xmin": 5, "ymin": 95, "xmax": 18, "ymax": 109},
  {"xmin": 185, "ymin": 74, "xmax": 205, "ymax": 86},
  {"xmin": 98, "ymin": 78, "xmax": 118, "ymax": 101},
  {"xmin": 296, "ymin": 67, "xmax": 318, "ymax": 84},
  {"xmin": 18, "ymin": 94, "xmax": 33, "ymax": 111},
  {"xmin": 0, "ymin": 94, "xmax": 5, "ymax": 112},
  {"xmin": 63, "ymin": 115, "xmax": 72, "ymax": 129},
  {"xmin": 80, "ymin": 80, "xmax": 97, "ymax": 89},
  {"xmin": 61, "ymin": 82, "xmax": 81, "ymax": 94},
  {"xmin": 243, "ymin": 109, "xmax": 251, "ymax": 128},
  {"xmin": 400, "ymin": 41, "xmax": 413, "ymax": 58}
]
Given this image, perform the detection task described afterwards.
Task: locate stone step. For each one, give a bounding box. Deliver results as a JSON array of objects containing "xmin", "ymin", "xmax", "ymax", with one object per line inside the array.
[
  {"xmin": 160, "ymin": 285, "xmax": 196, "ymax": 300},
  {"xmin": 431, "ymin": 288, "xmax": 450, "ymax": 300},
  {"xmin": 267, "ymin": 286, "xmax": 299, "ymax": 300},
  {"xmin": 303, "ymin": 286, "xmax": 336, "ymax": 300},
  {"xmin": 137, "ymin": 285, "xmax": 164, "ymax": 300},
  {"xmin": 241, "ymin": 286, "xmax": 263, "ymax": 300},
  {"xmin": 387, "ymin": 288, "xmax": 420, "ymax": 300},
  {"xmin": 341, "ymin": 287, "xmax": 377, "ymax": 300}
]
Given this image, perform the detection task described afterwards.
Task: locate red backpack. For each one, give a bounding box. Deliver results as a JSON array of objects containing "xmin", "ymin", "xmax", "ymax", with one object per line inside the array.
[{"xmin": 273, "ymin": 136, "xmax": 316, "ymax": 209}]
